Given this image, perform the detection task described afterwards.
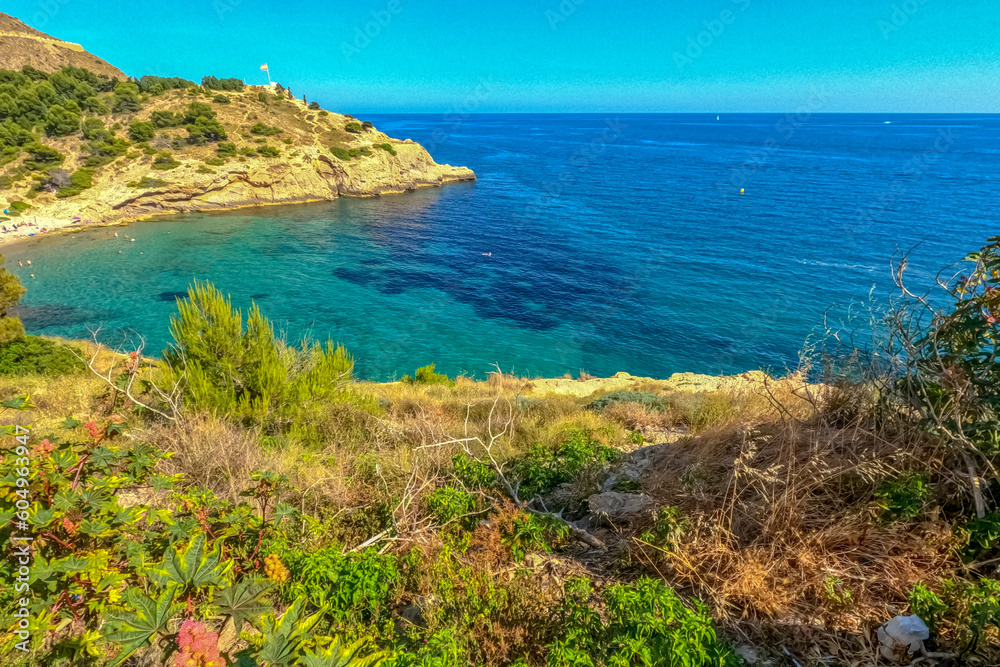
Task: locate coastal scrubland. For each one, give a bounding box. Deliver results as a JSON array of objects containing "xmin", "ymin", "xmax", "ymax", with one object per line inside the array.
[
  {"xmin": 0, "ymin": 64, "xmax": 473, "ymax": 237},
  {"xmin": 1, "ymin": 238, "xmax": 1000, "ymax": 666}
]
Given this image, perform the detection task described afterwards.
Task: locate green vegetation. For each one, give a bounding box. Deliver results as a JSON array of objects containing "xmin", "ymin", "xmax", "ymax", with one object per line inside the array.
[
  {"xmin": 0, "ymin": 335, "xmax": 84, "ymax": 375},
  {"xmin": 127, "ymin": 120, "xmax": 155, "ymax": 142},
  {"xmin": 400, "ymin": 363, "xmax": 454, "ymax": 386},
  {"xmin": 250, "ymin": 122, "xmax": 283, "ymax": 136},
  {"xmin": 216, "ymin": 142, "xmax": 237, "ymax": 158},
  {"xmin": 163, "ymin": 281, "xmax": 371, "ymax": 430},
  {"xmin": 375, "ymin": 143, "xmax": 397, "ymax": 156},
  {"xmin": 0, "ymin": 254, "xmax": 25, "ymax": 343},
  {"xmin": 137, "ymin": 75, "xmax": 195, "ymax": 95},
  {"xmin": 258, "ymin": 145, "xmax": 280, "ymax": 158},
  {"xmin": 345, "ymin": 122, "xmax": 363, "ymax": 134},
  {"xmin": 151, "ymin": 151, "xmax": 180, "ymax": 170},
  {"xmin": 212, "ymin": 93, "xmax": 231, "ymax": 104},
  {"xmin": 151, "ymin": 110, "xmax": 184, "ymax": 128},
  {"xmin": 330, "ymin": 146, "xmax": 351, "ymax": 161},
  {"xmin": 126, "ymin": 176, "xmax": 167, "ymax": 188},
  {"xmin": 55, "ymin": 167, "xmax": 95, "ymax": 198},
  {"xmin": 201, "ymin": 76, "xmax": 245, "ymax": 92}
]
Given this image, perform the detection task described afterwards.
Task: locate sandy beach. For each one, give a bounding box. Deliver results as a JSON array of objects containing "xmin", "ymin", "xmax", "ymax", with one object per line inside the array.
[{"xmin": 0, "ymin": 213, "xmax": 91, "ymax": 245}]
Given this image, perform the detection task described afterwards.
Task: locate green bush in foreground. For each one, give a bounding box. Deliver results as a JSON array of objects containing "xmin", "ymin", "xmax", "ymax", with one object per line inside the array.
[
  {"xmin": 547, "ymin": 577, "xmax": 740, "ymax": 667},
  {"xmin": 0, "ymin": 335, "xmax": 85, "ymax": 376},
  {"xmin": 330, "ymin": 146, "xmax": 351, "ymax": 161},
  {"xmin": 164, "ymin": 281, "xmax": 373, "ymax": 429},
  {"xmin": 0, "ymin": 255, "xmax": 25, "ymax": 344}
]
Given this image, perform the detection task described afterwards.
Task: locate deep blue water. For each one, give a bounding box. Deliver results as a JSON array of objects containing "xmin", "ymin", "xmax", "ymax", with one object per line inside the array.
[{"xmin": 8, "ymin": 114, "xmax": 999, "ymax": 380}]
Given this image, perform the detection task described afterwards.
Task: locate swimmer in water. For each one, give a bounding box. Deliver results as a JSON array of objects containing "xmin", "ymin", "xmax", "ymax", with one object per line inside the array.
[
  {"xmin": 17, "ymin": 260, "xmax": 22, "ymax": 267},
  {"xmin": 482, "ymin": 252, "xmax": 491, "ymax": 256}
]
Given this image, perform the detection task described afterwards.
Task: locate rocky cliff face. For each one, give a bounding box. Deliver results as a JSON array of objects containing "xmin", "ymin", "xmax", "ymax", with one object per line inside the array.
[
  {"xmin": 38, "ymin": 136, "xmax": 475, "ymax": 224},
  {"xmin": 0, "ymin": 13, "xmax": 127, "ymax": 80}
]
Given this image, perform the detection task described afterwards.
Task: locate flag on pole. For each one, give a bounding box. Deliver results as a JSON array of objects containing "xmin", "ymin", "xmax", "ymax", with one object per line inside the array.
[{"xmin": 260, "ymin": 64, "xmax": 268, "ymax": 71}]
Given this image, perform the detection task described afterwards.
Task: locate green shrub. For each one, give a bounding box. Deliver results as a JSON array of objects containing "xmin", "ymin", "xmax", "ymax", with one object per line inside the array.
[
  {"xmin": 239, "ymin": 146, "xmax": 258, "ymax": 157},
  {"xmin": 257, "ymin": 91, "xmax": 270, "ymax": 104},
  {"xmin": 452, "ymin": 454, "xmax": 497, "ymax": 490},
  {"xmin": 330, "ymin": 146, "xmax": 351, "ymax": 161},
  {"xmin": 362, "ymin": 121, "xmax": 374, "ymax": 130},
  {"xmin": 961, "ymin": 511, "xmax": 1000, "ymax": 562},
  {"xmin": 375, "ymin": 143, "xmax": 397, "ymax": 156},
  {"xmin": 55, "ymin": 168, "xmax": 94, "ymax": 198},
  {"xmin": 202, "ymin": 76, "xmax": 245, "ymax": 91},
  {"xmin": 427, "ymin": 487, "xmax": 479, "ymax": 525},
  {"xmin": 128, "ymin": 120, "xmax": 156, "ymax": 142},
  {"xmin": 127, "ymin": 176, "xmax": 167, "ymax": 188},
  {"xmin": 906, "ymin": 579, "xmax": 1000, "ymax": 654},
  {"xmin": 345, "ymin": 122, "xmax": 363, "ymax": 134},
  {"xmin": 204, "ymin": 157, "xmax": 226, "ymax": 166},
  {"xmin": 10, "ymin": 201, "xmax": 31, "ymax": 212},
  {"xmin": 186, "ymin": 116, "xmax": 228, "ymax": 144},
  {"xmin": 400, "ymin": 363, "xmax": 454, "ymax": 386},
  {"xmin": 640, "ymin": 506, "xmax": 689, "ymax": 549},
  {"xmin": 23, "ymin": 142, "xmax": 65, "ymax": 171},
  {"xmin": 151, "ymin": 151, "xmax": 180, "ymax": 170},
  {"xmin": 196, "ymin": 165, "xmax": 215, "ymax": 174},
  {"xmin": 875, "ymin": 473, "xmax": 930, "ymax": 521},
  {"xmin": 43, "ymin": 104, "xmax": 81, "ymax": 137},
  {"xmin": 319, "ymin": 110, "xmax": 329, "ymax": 117},
  {"xmin": 216, "ymin": 142, "xmax": 237, "ymax": 158},
  {"xmin": 0, "ymin": 259, "xmax": 25, "ymax": 344},
  {"xmin": 250, "ymin": 123, "xmax": 283, "ymax": 136},
  {"xmin": 587, "ymin": 390, "xmax": 667, "ymax": 412},
  {"xmin": 111, "ymin": 81, "xmax": 142, "ymax": 113},
  {"xmin": 163, "ymin": 281, "xmax": 371, "ymax": 428},
  {"xmin": 0, "ymin": 335, "xmax": 85, "ymax": 376},
  {"xmin": 258, "ymin": 145, "xmax": 280, "ymax": 157},
  {"xmin": 151, "ymin": 110, "xmax": 184, "ymax": 128},
  {"xmin": 546, "ymin": 577, "xmax": 740, "ymax": 667},
  {"xmin": 508, "ymin": 429, "xmax": 620, "ymax": 499},
  {"xmin": 212, "ymin": 94, "xmax": 231, "ymax": 104},
  {"xmin": 282, "ymin": 547, "xmax": 401, "ymax": 624},
  {"xmin": 908, "ymin": 582, "xmax": 949, "ymax": 635},
  {"xmin": 895, "ymin": 237, "xmax": 1000, "ymax": 456},
  {"xmin": 308, "ymin": 101, "xmax": 320, "ymax": 110}
]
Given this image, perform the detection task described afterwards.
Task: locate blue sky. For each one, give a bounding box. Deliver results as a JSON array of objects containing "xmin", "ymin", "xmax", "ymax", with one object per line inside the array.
[{"xmin": 6, "ymin": 0, "xmax": 999, "ymax": 112}]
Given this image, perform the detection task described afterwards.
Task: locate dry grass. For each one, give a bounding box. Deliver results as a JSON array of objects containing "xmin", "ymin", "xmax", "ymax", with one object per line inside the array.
[{"xmin": 633, "ymin": 394, "xmax": 960, "ymax": 656}]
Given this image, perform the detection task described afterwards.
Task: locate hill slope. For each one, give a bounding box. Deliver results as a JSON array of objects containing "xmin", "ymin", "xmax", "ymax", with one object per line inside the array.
[
  {"xmin": 0, "ymin": 16, "xmax": 474, "ymax": 233},
  {"xmin": 0, "ymin": 13, "xmax": 127, "ymax": 80}
]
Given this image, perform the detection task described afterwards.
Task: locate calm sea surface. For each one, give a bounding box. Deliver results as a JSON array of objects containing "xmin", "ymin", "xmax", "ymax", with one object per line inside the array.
[{"xmin": 8, "ymin": 114, "xmax": 999, "ymax": 380}]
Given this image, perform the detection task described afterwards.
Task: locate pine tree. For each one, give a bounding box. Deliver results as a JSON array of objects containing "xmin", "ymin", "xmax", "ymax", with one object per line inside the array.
[{"xmin": 0, "ymin": 255, "xmax": 26, "ymax": 344}]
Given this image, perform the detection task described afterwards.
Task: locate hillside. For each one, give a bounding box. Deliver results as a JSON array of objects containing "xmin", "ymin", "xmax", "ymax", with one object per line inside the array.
[
  {"xmin": 0, "ymin": 13, "xmax": 126, "ymax": 80},
  {"xmin": 0, "ymin": 17, "xmax": 474, "ymax": 233}
]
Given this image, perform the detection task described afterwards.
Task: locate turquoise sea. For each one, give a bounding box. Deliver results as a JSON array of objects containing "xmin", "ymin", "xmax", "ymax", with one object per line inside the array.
[{"xmin": 8, "ymin": 114, "xmax": 999, "ymax": 380}]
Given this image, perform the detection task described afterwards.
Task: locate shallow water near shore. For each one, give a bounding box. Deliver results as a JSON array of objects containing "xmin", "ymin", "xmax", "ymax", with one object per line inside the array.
[{"xmin": 8, "ymin": 113, "xmax": 999, "ymax": 380}]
